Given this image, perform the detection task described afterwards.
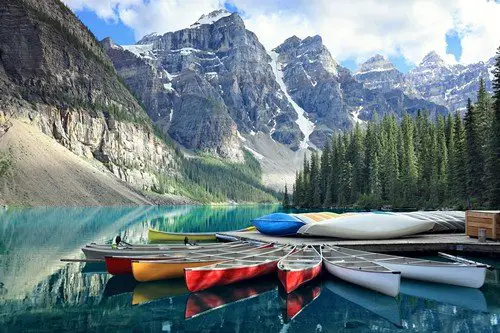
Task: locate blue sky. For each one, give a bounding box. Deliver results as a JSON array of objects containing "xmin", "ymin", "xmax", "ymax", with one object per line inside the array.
[{"xmin": 68, "ymin": 0, "xmax": 498, "ymax": 73}]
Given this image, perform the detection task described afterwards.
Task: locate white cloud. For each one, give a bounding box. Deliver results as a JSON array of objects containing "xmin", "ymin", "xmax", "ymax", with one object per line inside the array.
[{"xmin": 64, "ymin": 0, "xmax": 500, "ymax": 65}]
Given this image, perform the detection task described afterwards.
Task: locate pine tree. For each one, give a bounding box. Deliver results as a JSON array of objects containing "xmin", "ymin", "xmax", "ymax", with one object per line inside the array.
[
  {"xmin": 464, "ymin": 98, "xmax": 483, "ymax": 205},
  {"xmin": 282, "ymin": 184, "xmax": 290, "ymax": 208},
  {"xmin": 452, "ymin": 111, "xmax": 468, "ymax": 203},
  {"xmin": 399, "ymin": 114, "xmax": 418, "ymax": 206},
  {"xmin": 488, "ymin": 46, "xmax": 500, "ymax": 207},
  {"xmin": 436, "ymin": 116, "xmax": 448, "ymax": 204}
]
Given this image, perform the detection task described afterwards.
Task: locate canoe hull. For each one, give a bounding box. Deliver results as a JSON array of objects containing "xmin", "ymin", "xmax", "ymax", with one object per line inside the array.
[
  {"xmin": 323, "ymin": 259, "xmax": 401, "ymax": 297},
  {"xmin": 148, "ymin": 229, "xmax": 217, "ymax": 242},
  {"xmin": 377, "ymin": 262, "xmax": 487, "ymax": 288},
  {"xmin": 252, "ymin": 220, "xmax": 304, "ymax": 236},
  {"xmin": 185, "ymin": 261, "xmax": 279, "ymax": 292},
  {"xmin": 105, "ymin": 257, "xmax": 133, "ymax": 275},
  {"xmin": 252, "ymin": 213, "xmax": 305, "ymax": 236},
  {"xmin": 278, "ymin": 264, "xmax": 322, "ymax": 294},
  {"xmin": 299, "ymin": 214, "xmax": 434, "ymax": 239},
  {"xmin": 133, "ymin": 260, "xmax": 219, "ymax": 282}
]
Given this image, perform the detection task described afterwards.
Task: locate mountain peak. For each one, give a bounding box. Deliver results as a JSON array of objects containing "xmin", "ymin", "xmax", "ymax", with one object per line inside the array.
[
  {"xmin": 357, "ymin": 54, "xmax": 396, "ymax": 74},
  {"xmin": 420, "ymin": 51, "xmax": 445, "ymax": 66},
  {"xmin": 191, "ymin": 9, "xmax": 232, "ymax": 27}
]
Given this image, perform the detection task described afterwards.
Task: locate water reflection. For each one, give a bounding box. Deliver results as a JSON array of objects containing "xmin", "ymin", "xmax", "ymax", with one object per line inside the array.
[
  {"xmin": 0, "ymin": 205, "xmax": 500, "ymax": 332},
  {"xmin": 279, "ymin": 281, "xmax": 322, "ymax": 322}
]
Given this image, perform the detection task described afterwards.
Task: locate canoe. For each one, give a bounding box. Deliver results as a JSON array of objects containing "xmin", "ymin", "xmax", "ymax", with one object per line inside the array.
[
  {"xmin": 321, "ymin": 245, "xmax": 401, "ymax": 297},
  {"xmin": 251, "ymin": 212, "xmax": 340, "ymax": 236},
  {"xmin": 280, "ymin": 282, "xmax": 321, "ymax": 322},
  {"xmin": 82, "ymin": 241, "xmax": 247, "ymax": 260},
  {"xmin": 86, "ymin": 242, "xmax": 220, "ymax": 249},
  {"xmin": 331, "ymin": 247, "xmax": 487, "ymax": 288},
  {"xmin": 148, "ymin": 226, "xmax": 256, "ymax": 242},
  {"xmin": 277, "ymin": 245, "xmax": 322, "ymax": 293},
  {"xmin": 299, "ymin": 213, "xmax": 434, "ymax": 239},
  {"xmin": 184, "ymin": 246, "xmax": 293, "ymax": 292},
  {"xmin": 397, "ymin": 211, "xmax": 465, "ymax": 233},
  {"xmin": 131, "ymin": 243, "xmax": 268, "ymax": 282},
  {"xmin": 251, "ymin": 213, "xmax": 307, "ymax": 236},
  {"xmin": 104, "ymin": 242, "xmax": 256, "ymax": 275},
  {"xmin": 185, "ymin": 278, "xmax": 277, "ymax": 319}
]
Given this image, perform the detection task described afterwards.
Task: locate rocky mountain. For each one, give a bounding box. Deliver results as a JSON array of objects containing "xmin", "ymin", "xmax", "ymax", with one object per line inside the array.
[
  {"xmin": 271, "ymin": 36, "xmax": 448, "ymax": 147},
  {"xmin": 105, "ymin": 11, "xmax": 448, "ymax": 152},
  {"xmin": 0, "ymin": 0, "xmax": 186, "ymax": 204},
  {"xmin": 104, "ymin": 9, "xmax": 304, "ymax": 155},
  {"xmin": 355, "ymin": 51, "xmax": 495, "ymax": 111}
]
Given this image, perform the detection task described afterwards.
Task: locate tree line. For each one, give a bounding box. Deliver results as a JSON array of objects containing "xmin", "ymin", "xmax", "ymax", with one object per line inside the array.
[{"xmin": 288, "ymin": 47, "xmax": 500, "ymax": 210}]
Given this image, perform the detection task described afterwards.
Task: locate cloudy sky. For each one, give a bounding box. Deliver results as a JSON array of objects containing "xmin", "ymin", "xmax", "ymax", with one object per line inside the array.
[{"xmin": 64, "ymin": 0, "xmax": 500, "ymax": 72}]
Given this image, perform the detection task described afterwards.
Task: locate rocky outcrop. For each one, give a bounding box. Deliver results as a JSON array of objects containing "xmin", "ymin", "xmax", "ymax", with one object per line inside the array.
[
  {"xmin": 355, "ymin": 51, "xmax": 495, "ymax": 111},
  {"xmin": 0, "ymin": 0, "xmax": 177, "ymax": 191},
  {"xmin": 104, "ymin": 10, "xmax": 303, "ymax": 153}
]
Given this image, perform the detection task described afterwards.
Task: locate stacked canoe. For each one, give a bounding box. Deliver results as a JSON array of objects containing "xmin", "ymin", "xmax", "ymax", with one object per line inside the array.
[{"xmin": 252, "ymin": 211, "xmax": 465, "ymax": 239}]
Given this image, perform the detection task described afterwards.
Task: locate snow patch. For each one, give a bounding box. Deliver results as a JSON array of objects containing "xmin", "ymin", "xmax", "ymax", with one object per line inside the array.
[
  {"xmin": 237, "ymin": 131, "xmax": 247, "ymax": 142},
  {"xmin": 250, "ymin": 130, "xmax": 256, "ymax": 136},
  {"xmin": 163, "ymin": 83, "xmax": 175, "ymax": 93},
  {"xmin": 122, "ymin": 44, "xmax": 155, "ymax": 60},
  {"xmin": 169, "ymin": 108, "xmax": 174, "ymax": 123},
  {"xmin": 191, "ymin": 9, "xmax": 231, "ymax": 27},
  {"xmin": 244, "ymin": 146, "xmax": 264, "ymax": 160},
  {"xmin": 351, "ymin": 106, "xmax": 365, "ymax": 125},
  {"xmin": 356, "ymin": 67, "xmax": 393, "ymax": 75},
  {"xmin": 269, "ymin": 51, "xmax": 315, "ymax": 149}
]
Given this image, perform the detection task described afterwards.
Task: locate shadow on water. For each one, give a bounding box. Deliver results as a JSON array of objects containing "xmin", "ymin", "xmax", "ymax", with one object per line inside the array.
[{"xmin": 1, "ymin": 205, "xmax": 500, "ymax": 332}]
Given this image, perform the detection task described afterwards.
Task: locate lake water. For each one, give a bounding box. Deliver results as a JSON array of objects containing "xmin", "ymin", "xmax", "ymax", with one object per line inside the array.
[{"xmin": 0, "ymin": 205, "xmax": 499, "ymax": 332}]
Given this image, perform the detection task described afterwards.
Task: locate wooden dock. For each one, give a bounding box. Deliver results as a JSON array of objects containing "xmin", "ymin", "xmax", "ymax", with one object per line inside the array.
[{"xmin": 217, "ymin": 231, "xmax": 500, "ymax": 254}]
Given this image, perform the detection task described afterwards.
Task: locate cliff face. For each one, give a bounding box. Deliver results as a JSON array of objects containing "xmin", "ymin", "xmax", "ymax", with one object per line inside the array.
[
  {"xmin": 0, "ymin": 0, "xmax": 178, "ymax": 191},
  {"xmin": 104, "ymin": 10, "xmax": 303, "ymax": 153}
]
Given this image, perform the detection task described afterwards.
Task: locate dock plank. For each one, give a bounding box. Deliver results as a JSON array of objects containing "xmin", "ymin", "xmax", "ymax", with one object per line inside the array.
[{"xmin": 217, "ymin": 231, "xmax": 500, "ymax": 254}]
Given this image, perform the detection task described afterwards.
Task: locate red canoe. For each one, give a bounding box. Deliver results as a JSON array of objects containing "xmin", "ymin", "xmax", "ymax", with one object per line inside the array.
[
  {"xmin": 105, "ymin": 242, "xmax": 260, "ymax": 275},
  {"xmin": 184, "ymin": 246, "xmax": 292, "ymax": 292},
  {"xmin": 277, "ymin": 245, "xmax": 322, "ymax": 293}
]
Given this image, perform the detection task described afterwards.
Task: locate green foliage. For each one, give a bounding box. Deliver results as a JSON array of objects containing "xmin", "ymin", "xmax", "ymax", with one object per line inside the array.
[
  {"xmin": 0, "ymin": 149, "xmax": 12, "ymax": 179},
  {"xmin": 282, "ymin": 184, "xmax": 291, "ymax": 208},
  {"xmin": 291, "ymin": 78, "xmax": 498, "ymax": 209},
  {"xmin": 488, "ymin": 46, "xmax": 500, "ymax": 207},
  {"xmin": 153, "ymin": 151, "xmax": 278, "ymax": 204}
]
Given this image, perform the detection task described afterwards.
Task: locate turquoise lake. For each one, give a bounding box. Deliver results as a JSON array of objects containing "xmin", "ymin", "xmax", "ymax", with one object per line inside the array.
[{"xmin": 0, "ymin": 205, "xmax": 499, "ymax": 332}]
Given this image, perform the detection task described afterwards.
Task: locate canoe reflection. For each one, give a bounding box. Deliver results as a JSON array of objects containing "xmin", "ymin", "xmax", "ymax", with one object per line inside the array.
[
  {"xmin": 279, "ymin": 281, "xmax": 321, "ymax": 322},
  {"xmin": 400, "ymin": 280, "xmax": 488, "ymax": 312},
  {"xmin": 132, "ymin": 279, "xmax": 189, "ymax": 305},
  {"xmin": 103, "ymin": 275, "xmax": 138, "ymax": 298},
  {"xmin": 324, "ymin": 279, "xmax": 402, "ymax": 327},
  {"xmin": 185, "ymin": 278, "xmax": 277, "ymax": 319}
]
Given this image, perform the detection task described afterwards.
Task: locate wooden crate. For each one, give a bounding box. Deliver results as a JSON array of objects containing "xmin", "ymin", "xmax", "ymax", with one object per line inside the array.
[{"xmin": 466, "ymin": 210, "xmax": 500, "ymax": 240}]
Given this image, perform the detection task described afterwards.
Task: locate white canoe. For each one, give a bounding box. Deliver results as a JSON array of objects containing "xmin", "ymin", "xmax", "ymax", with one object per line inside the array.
[
  {"xmin": 321, "ymin": 245, "xmax": 401, "ymax": 297},
  {"xmin": 298, "ymin": 213, "xmax": 434, "ymax": 239},
  {"xmin": 334, "ymin": 247, "xmax": 487, "ymax": 288},
  {"xmin": 82, "ymin": 241, "xmax": 248, "ymax": 260}
]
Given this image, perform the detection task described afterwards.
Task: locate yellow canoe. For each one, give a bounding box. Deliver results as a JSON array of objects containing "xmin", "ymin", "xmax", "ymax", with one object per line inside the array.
[
  {"xmin": 148, "ymin": 226, "xmax": 256, "ymax": 242},
  {"xmin": 132, "ymin": 259, "xmax": 220, "ymax": 282}
]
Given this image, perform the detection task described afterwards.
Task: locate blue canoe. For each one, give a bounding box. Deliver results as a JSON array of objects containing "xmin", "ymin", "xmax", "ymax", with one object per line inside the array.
[{"xmin": 251, "ymin": 213, "xmax": 306, "ymax": 236}]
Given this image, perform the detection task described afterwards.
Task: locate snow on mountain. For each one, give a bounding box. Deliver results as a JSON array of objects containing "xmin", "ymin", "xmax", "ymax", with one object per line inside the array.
[
  {"xmin": 269, "ymin": 51, "xmax": 315, "ymax": 149},
  {"xmin": 191, "ymin": 9, "xmax": 232, "ymax": 27},
  {"xmin": 355, "ymin": 51, "xmax": 495, "ymax": 111}
]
